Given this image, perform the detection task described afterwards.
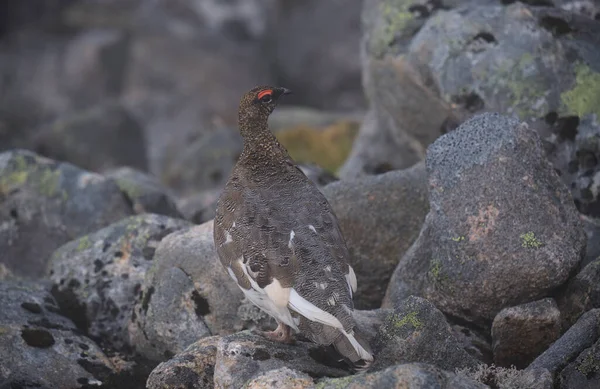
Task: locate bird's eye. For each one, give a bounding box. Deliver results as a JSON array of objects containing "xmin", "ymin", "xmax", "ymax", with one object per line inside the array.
[{"xmin": 257, "ymin": 90, "xmax": 273, "ymax": 103}]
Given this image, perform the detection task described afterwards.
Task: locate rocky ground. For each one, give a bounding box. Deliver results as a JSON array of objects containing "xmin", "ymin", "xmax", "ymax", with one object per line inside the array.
[{"xmin": 1, "ymin": 0, "xmax": 600, "ymax": 388}]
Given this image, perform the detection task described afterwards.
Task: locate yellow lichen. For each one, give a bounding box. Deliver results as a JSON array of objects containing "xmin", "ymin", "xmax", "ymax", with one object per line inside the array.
[
  {"xmin": 391, "ymin": 311, "xmax": 423, "ymax": 330},
  {"xmin": 520, "ymin": 231, "xmax": 542, "ymax": 249},
  {"xmin": 561, "ymin": 63, "xmax": 600, "ymax": 118}
]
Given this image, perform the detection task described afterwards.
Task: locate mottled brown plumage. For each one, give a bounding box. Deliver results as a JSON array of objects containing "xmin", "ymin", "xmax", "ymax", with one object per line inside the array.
[{"xmin": 213, "ymin": 86, "xmax": 373, "ymax": 369}]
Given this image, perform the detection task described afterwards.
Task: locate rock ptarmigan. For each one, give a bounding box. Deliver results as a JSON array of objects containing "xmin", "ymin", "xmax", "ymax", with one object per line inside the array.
[{"xmin": 213, "ymin": 86, "xmax": 373, "ymax": 369}]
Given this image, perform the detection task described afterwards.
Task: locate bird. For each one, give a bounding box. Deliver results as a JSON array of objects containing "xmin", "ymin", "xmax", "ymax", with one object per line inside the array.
[{"xmin": 213, "ymin": 85, "xmax": 373, "ymax": 370}]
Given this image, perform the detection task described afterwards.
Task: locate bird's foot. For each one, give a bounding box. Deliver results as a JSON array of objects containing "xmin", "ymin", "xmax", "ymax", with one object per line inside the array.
[{"xmin": 260, "ymin": 323, "xmax": 294, "ymax": 344}]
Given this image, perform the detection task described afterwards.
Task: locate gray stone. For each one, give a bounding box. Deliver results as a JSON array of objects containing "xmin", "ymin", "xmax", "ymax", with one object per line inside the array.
[
  {"xmin": 106, "ymin": 167, "xmax": 182, "ymax": 218},
  {"xmin": 529, "ymin": 309, "xmax": 600, "ymax": 375},
  {"xmin": 457, "ymin": 364, "xmax": 553, "ymax": 389},
  {"xmin": 146, "ymin": 336, "xmax": 220, "ymax": 389},
  {"xmin": 492, "ymin": 298, "xmax": 561, "ymax": 369},
  {"xmin": 129, "ymin": 220, "xmax": 272, "ymax": 361},
  {"xmin": 177, "ymin": 189, "xmax": 222, "ymax": 225},
  {"xmin": 581, "ymin": 215, "xmax": 600, "ymax": 268},
  {"xmin": 450, "ymin": 323, "xmax": 493, "ymax": 365},
  {"xmin": 47, "ymin": 214, "xmax": 191, "ymax": 350},
  {"xmin": 558, "ymin": 337, "xmax": 600, "ymax": 389},
  {"xmin": 213, "ymin": 331, "xmax": 349, "ymax": 388},
  {"xmin": 0, "ymin": 280, "xmax": 115, "ymax": 388},
  {"xmin": 243, "ymin": 367, "xmax": 315, "ymax": 389},
  {"xmin": 557, "ymin": 260, "xmax": 600, "ymax": 332},
  {"xmin": 0, "ymin": 149, "xmax": 133, "ymax": 278},
  {"xmin": 321, "ymin": 162, "xmax": 429, "ymax": 309},
  {"xmin": 370, "ymin": 296, "xmax": 480, "ymax": 372},
  {"xmin": 384, "ymin": 113, "xmax": 586, "ymax": 325},
  {"xmin": 34, "ymin": 103, "xmax": 147, "ymax": 173},
  {"xmin": 317, "ymin": 363, "xmax": 487, "ymax": 389}
]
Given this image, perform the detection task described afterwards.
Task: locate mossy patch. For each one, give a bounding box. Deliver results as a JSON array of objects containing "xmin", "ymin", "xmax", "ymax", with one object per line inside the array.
[
  {"xmin": 276, "ymin": 120, "xmax": 359, "ymax": 174},
  {"xmin": 561, "ymin": 63, "xmax": 600, "ymax": 118},
  {"xmin": 390, "ymin": 311, "xmax": 423, "ymax": 330},
  {"xmin": 576, "ymin": 351, "xmax": 600, "ymax": 377},
  {"xmin": 451, "ymin": 236, "xmax": 465, "ymax": 242},
  {"xmin": 77, "ymin": 235, "xmax": 91, "ymax": 252},
  {"xmin": 315, "ymin": 374, "xmax": 355, "ymax": 389},
  {"xmin": 520, "ymin": 231, "xmax": 542, "ymax": 249},
  {"xmin": 369, "ymin": 0, "xmax": 414, "ymax": 57}
]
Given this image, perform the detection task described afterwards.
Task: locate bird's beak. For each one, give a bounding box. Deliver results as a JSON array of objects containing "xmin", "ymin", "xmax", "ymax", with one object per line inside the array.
[{"xmin": 280, "ymin": 88, "xmax": 292, "ymax": 96}]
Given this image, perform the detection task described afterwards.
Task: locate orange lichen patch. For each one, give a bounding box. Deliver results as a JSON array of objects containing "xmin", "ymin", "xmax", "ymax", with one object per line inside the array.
[
  {"xmin": 467, "ymin": 205, "xmax": 500, "ymax": 242},
  {"xmin": 117, "ymin": 238, "xmax": 133, "ymax": 264}
]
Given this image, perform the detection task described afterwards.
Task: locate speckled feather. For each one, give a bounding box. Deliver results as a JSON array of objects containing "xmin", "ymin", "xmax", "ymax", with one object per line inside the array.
[{"xmin": 213, "ymin": 86, "xmax": 372, "ymax": 365}]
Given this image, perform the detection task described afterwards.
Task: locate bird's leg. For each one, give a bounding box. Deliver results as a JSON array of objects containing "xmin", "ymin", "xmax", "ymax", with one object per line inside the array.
[{"xmin": 260, "ymin": 321, "xmax": 294, "ymax": 344}]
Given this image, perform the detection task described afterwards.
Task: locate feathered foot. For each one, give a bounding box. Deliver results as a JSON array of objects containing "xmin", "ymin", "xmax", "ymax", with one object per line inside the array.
[{"xmin": 259, "ymin": 322, "xmax": 294, "ymax": 344}]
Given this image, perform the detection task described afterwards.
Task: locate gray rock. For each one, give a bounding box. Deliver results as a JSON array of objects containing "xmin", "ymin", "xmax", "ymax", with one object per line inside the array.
[
  {"xmin": 213, "ymin": 331, "xmax": 349, "ymax": 388},
  {"xmin": 581, "ymin": 215, "xmax": 600, "ymax": 268},
  {"xmin": 34, "ymin": 103, "xmax": 147, "ymax": 173},
  {"xmin": 450, "ymin": 324, "xmax": 493, "ymax": 365},
  {"xmin": 0, "ymin": 149, "xmax": 133, "ymax": 278},
  {"xmin": 268, "ymin": 0, "xmax": 364, "ymax": 111},
  {"xmin": 106, "ymin": 167, "xmax": 182, "ymax": 218},
  {"xmin": 0, "ymin": 280, "xmax": 115, "ymax": 388},
  {"xmin": 146, "ymin": 336, "xmax": 220, "ymax": 389},
  {"xmin": 492, "ymin": 298, "xmax": 561, "ymax": 369},
  {"xmin": 129, "ymin": 221, "xmax": 271, "ymax": 361},
  {"xmin": 383, "ymin": 113, "xmax": 586, "ymax": 325},
  {"xmin": 47, "ymin": 214, "xmax": 191, "ymax": 350},
  {"xmin": 243, "ymin": 367, "xmax": 315, "ymax": 389},
  {"xmin": 529, "ymin": 309, "xmax": 600, "ymax": 375},
  {"xmin": 177, "ymin": 189, "xmax": 222, "ymax": 225},
  {"xmin": 321, "ymin": 162, "xmax": 429, "ymax": 309},
  {"xmin": 317, "ymin": 362, "xmax": 487, "ymax": 389},
  {"xmin": 557, "ymin": 260, "xmax": 600, "ymax": 331},
  {"xmin": 457, "ymin": 364, "xmax": 553, "ymax": 389},
  {"xmin": 370, "ymin": 296, "xmax": 480, "ymax": 372},
  {"xmin": 297, "ymin": 163, "xmax": 339, "ymax": 188},
  {"xmin": 558, "ymin": 337, "xmax": 600, "ymax": 389}
]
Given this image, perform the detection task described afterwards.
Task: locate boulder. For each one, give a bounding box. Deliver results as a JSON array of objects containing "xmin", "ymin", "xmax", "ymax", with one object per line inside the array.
[
  {"xmin": 529, "ymin": 309, "xmax": 600, "ymax": 375},
  {"xmin": 243, "ymin": 367, "xmax": 314, "ymax": 389},
  {"xmin": 457, "ymin": 364, "xmax": 553, "ymax": 389},
  {"xmin": 0, "ymin": 280, "xmax": 115, "ymax": 388},
  {"xmin": 47, "ymin": 214, "xmax": 191, "ymax": 351},
  {"xmin": 557, "ymin": 259, "xmax": 600, "ymax": 331},
  {"xmin": 491, "ymin": 298, "xmax": 561, "ymax": 369},
  {"xmin": 177, "ymin": 189, "xmax": 222, "ymax": 225},
  {"xmin": 129, "ymin": 220, "xmax": 272, "ymax": 361},
  {"xmin": 0, "ymin": 149, "xmax": 133, "ymax": 278},
  {"xmin": 383, "ymin": 113, "xmax": 586, "ymax": 325},
  {"xmin": 106, "ymin": 167, "xmax": 182, "ymax": 218},
  {"xmin": 321, "ymin": 162, "xmax": 429, "ymax": 309},
  {"xmin": 370, "ymin": 296, "xmax": 480, "ymax": 372},
  {"xmin": 34, "ymin": 103, "xmax": 148, "ymax": 173},
  {"xmin": 557, "ymin": 337, "xmax": 600, "ymax": 389},
  {"xmin": 213, "ymin": 331, "xmax": 349, "ymax": 388},
  {"xmin": 317, "ymin": 363, "xmax": 487, "ymax": 389}
]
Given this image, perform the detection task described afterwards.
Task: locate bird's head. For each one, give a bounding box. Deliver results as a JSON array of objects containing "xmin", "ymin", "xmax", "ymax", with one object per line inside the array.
[{"xmin": 238, "ymin": 85, "xmax": 292, "ymax": 124}]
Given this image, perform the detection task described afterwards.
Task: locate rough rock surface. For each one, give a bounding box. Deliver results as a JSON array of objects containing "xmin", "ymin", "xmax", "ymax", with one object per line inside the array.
[
  {"xmin": 106, "ymin": 167, "xmax": 182, "ymax": 218},
  {"xmin": 322, "ymin": 162, "xmax": 429, "ymax": 309},
  {"xmin": 177, "ymin": 189, "xmax": 223, "ymax": 225},
  {"xmin": 370, "ymin": 296, "xmax": 480, "ymax": 372},
  {"xmin": 450, "ymin": 324, "xmax": 493, "ymax": 365},
  {"xmin": 529, "ymin": 309, "xmax": 600, "ymax": 375},
  {"xmin": 213, "ymin": 331, "xmax": 349, "ymax": 388},
  {"xmin": 129, "ymin": 220, "xmax": 271, "ymax": 361},
  {"xmin": 557, "ymin": 259, "xmax": 600, "ymax": 332},
  {"xmin": 384, "ymin": 113, "xmax": 586, "ymax": 324},
  {"xmin": 0, "ymin": 280, "xmax": 115, "ymax": 388},
  {"xmin": 491, "ymin": 298, "xmax": 561, "ymax": 369},
  {"xmin": 558, "ymin": 337, "xmax": 600, "ymax": 389},
  {"xmin": 34, "ymin": 103, "xmax": 148, "ymax": 173},
  {"xmin": 240, "ymin": 367, "xmax": 315, "ymax": 389},
  {"xmin": 47, "ymin": 214, "xmax": 191, "ymax": 351},
  {"xmin": 0, "ymin": 149, "xmax": 133, "ymax": 278},
  {"xmin": 317, "ymin": 363, "xmax": 487, "ymax": 389},
  {"xmin": 146, "ymin": 336, "xmax": 220, "ymax": 389}
]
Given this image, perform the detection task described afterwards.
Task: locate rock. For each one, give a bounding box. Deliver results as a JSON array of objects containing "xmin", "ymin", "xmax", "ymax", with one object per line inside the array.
[
  {"xmin": 268, "ymin": 0, "xmax": 364, "ymax": 110},
  {"xmin": 450, "ymin": 324, "xmax": 494, "ymax": 365},
  {"xmin": 0, "ymin": 149, "xmax": 133, "ymax": 278},
  {"xmin": 146, "ymin": 336, "xmax": 220, "ymax": 389},
  {"xmin": 177, "ymin": 189, "xmax": 222, "ymax": 225},
  {"xmin": 159, "ymin": 128, "xmax": 243, "ymax": 196},
  {"xmin": 47, "ymin": 214, "xmax": 191, "ymax": 351},
  {"xmin": 297, "ymin": 164, "xmax": 338, "ymax": 188},
  {"xmin": 213, "ymin": 331, "xmax": 349, "ymax": 388},
  {"xmin": 529, "ymin": 309, "xmax": 600, "ymax": 375},
  {"xmin": 558, "ymin": 337, "xmax": 600, "ymax": 389},
  {"xmin": 581, "ymin": 215, "xmax": 600, "ymax": 268},
  {"xmin": 34, "ymin": 103, "xmax": 147, "ymax": 173},
  {"xmin": 383, "ymin": 113, "xmax": 586, "ymax": 325},
  {"xmin": 321, "ymin": 162, "xmax": 429, "ymax": 309},
  {"xmin": 0, "ymin": 280, "xmax": 115, "ymax": 388},
  {"xmin": 129, "ymin": 220, "xmax": 271, "ymax": 361},
  {"xmin": 370, "ymin": 296, "xmax": 480, "ymax": 372},
  {"xmin": 491, "ymin": 298, "xmax": 561, "ymax": 369},
  {"xmin": 106, "ymin": 167, "xmax": 182, "ymax": 218},
  {"xmin": 457, "ymin": 364, "xmax": 553, "ymax": 389},
  {"xmin": 244, "ymin": 367, "xmax": 315, "ymax": 389},
  {"xmin": 317, "ymin": 363, "xmax": 487, "ymax": 389},
  {"xmin": 557, "ymin": 260, "xmax": 600, "ymax": 331}
]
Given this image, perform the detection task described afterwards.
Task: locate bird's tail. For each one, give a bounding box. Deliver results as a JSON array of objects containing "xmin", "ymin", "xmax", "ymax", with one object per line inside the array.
[{"xmin": 332, "ymin": 326, "xmax": 374, "ymax": 371}]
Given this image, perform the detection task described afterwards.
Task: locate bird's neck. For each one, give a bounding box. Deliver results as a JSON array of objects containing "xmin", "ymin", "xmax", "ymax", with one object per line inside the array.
[{"xmin": 239, "ymin": 119, "xmax": 289, "ymax": 167}]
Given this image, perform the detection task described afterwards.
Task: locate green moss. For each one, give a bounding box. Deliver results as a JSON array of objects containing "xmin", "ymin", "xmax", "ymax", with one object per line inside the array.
[
  {"xmin": 520, "ymin": 231, "xmax": 543, "ymax": 249},
  {"xmin": 315, "ymin": 375, "xmax": 355, "ymax": 389},
  {"xmin": 0, "ymin": 171, "xmax": 28, "ymax": 192},
  {"xmin": 391, "ymin": 311, "xmax": 423, "ymax": 330},
  {"xmin": 429, "ymin": 259, "xmax": 442, "ymax": 280},
  {"xmin": 561, "ymin": 63, "xmax": 600, "ymax": 118},
  {"xmin": 37, "ymin": 168, "xmax": 61, "ymax": 197},
  {"xmin": 77, "ymin": 235, "xmax": 91, "ymax": 252},
  {"xmin": 451, "ymin": 236, "xmax": 465, "ymax": 242},
  {"xmin": 114, "ymin": 177, "xmax": 142, "ymax": 198},
  {"xmin": 577, "ymin": 352, "xmax": 600, "ymax": 376},
  {"xmin": 370, "ymin": 0, "xmax": 413, "ymax": 57}
]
